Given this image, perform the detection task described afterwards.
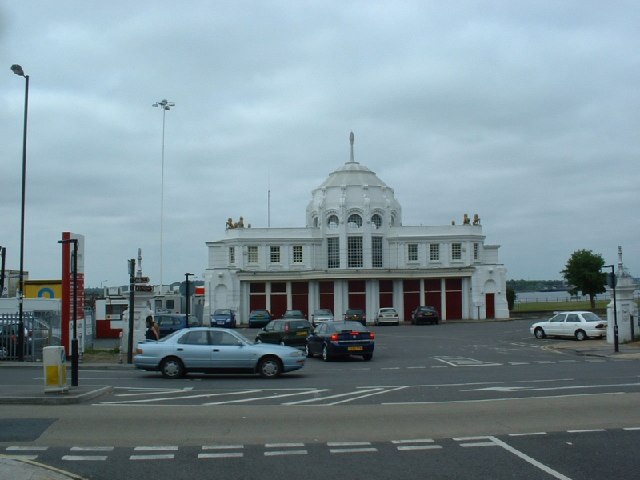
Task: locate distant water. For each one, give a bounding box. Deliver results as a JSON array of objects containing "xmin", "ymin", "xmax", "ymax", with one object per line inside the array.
[{"xmin": 515, "ymin": 290, "xmax": 611, "ymax": 303}]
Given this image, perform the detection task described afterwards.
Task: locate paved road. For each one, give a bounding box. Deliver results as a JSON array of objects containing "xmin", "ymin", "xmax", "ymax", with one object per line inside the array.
[{"xmin": 2, "ymin": 319, "xmax": 640, "ymax": 479}]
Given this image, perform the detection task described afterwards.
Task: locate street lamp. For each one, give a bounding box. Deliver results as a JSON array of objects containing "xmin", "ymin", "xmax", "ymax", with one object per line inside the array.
[
  {"xmin": 152, "ymin": 99, "xmax": 175, "ymax": 293},
  {"xmin": 11, "ymin": 64, "xmax": 29, "ymax": 361},
  {"xmin": 58, "ymin": 238, "xmax": 79, "ymax": 386},
  {"xmin": 603, "ymin": 264, "xmax": 619, "ymax": 353}
]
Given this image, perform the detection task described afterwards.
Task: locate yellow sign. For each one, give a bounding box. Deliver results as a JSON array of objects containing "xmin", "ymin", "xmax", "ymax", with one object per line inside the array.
[{"xmin": 24, "ymin": 280, "xmax": 62, "ymax": 299}]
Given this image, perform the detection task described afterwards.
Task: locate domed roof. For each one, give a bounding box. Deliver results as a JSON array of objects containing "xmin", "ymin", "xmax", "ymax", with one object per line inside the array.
[{"xmin": 306, "ymin": 133, "xmax": 402, "ymax": 227}]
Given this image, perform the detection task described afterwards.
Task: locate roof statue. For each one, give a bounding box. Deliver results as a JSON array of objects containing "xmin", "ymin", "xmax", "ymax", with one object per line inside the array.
[{"xmin": 226, "ymin": 216, "xmax": 246, "ymax": 230}]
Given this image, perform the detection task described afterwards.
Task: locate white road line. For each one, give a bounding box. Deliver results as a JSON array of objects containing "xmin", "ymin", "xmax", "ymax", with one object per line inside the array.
[
  {"xmin": 202, "ymin": 445, "xmax": 244, "ymax": 450},
  {"xmin": 330, "ymin": 448, "xmax": 378, "ymax": 454},
  {"xmin": 508, "ymin": 432, "xmax": 547, "ymax": 437},
  {"xmin": 264, "ymin": 450, "xmax": 308, "ymax": 456},
  {"xmin": 487, "ymin": 436, "xmax": 573, "ymax": 480},
  {"xmin": 397, "ymin": 445, "xmax": 442, "ymax": 451},
  {"xmin": 130, "ymin": 454, "xmax": 175, "ymax": 460},
  {"xmin": 62, "ymin": 455, "xmax": 108, "ymax": 461},
  {"xmin": 392, "ymin": 439, "xmax": 434, "ymax": 444},
  {"xmin": 566, "ymin": 429, "xmax": 606, "ymax": 433},
  {"xmin": 328, "ymin": 442, "xmax": 372, "ymax": 447},
  {"xmin": 265, "ymin": 443, "xmax": 305, "ymax": 448},
  {"xmin": 134, "ymin": 446, "xmax": 178, "ymax": 451},
  {"xmin": 3, "ymin": 455, "xmax": 38, "ymax": 460},
  {"xmin": 70, "ymin": 447, "xmax": 114, "ymax": 451},
  {"xmin": 204, "ymin": 390, "xmax": 325, "ymax": 405},
  {"xmin": 198, "ymin": 452, "xmax": 243, "ymax": 459},
  {"xmin": 5, "ymin": 446, "xmax": 48, "ymax": 451},
  {"xmin": 623, "ymin": 427, "xmax": 640, "ymax": 431}
]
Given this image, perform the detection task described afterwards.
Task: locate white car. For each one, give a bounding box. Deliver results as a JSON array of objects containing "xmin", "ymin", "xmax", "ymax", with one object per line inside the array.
[
  {"xmin": 530, "ymin": 311, "xmax": 607, "ymax": 341},
  {"xmin": 376, "ymin": 307, "xmax": 400, "ymax": 326},
  {"xmin": 311, "ymin": 309, "xmax": 334, "ymax": 326}
]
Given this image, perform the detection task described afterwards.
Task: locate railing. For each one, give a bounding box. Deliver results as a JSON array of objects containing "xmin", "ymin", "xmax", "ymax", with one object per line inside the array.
[{"xmin": 0, "ymin": 312, "xmax": 60, "ymax": 361}]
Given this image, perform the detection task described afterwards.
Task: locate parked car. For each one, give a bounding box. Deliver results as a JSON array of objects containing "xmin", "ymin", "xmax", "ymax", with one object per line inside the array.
[
  {"xmin": 306, "ymin": 320, "xmax": 374, "ymax": 361},
  {"xmin": 283, "ymin": 309, "xmax": 307, "ymax": 320},
  {"xmin": 411, "ymin": 306, "xmax": 440, "ymax": 325},
  {"xmin": 311, "ymin": 309, "xmax": 334, "ymax": 326},
  {"xmin": 255, "ymin": 319, "xmax": 312, "ymax": 348},
  {"xmin": 343, "ymin": 308, "xmax": 366, "ymax": 325},
  {"xmin": 154, "ymin": 314, "xmax": 200, "ymax": 338},
  {"xmin": 134, "ymin": 327, "xmax": 306, "ymax": 379},
  {"xmin": 248, "ymin": 309, "xmax": 272, "ymax": 328},
  {"xmin": 211, "ymin": 309, "xmax": 236, "ymax": 328},
  {"xmin": 376, "ymin": 307, "xmax": 400, "ymax": 326},
  {"xmin": 530, "ymin": 311, "xmax": 607, "ymax": 341}
]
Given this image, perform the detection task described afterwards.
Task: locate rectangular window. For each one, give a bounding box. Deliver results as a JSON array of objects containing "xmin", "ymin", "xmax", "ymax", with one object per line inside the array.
[
  {"xmin": 430, "ymin": 244, "xmax": 440, "ymax": 261},
  {"xmin": 327, "ymin": 237, "xmax": 340, "ymax": 269},
  {"xmin": 293, "ymin": 245, "xmax": 303, "ymax": 263},
  {"xmin": 473, "ymin": 243, "xmax": 479, "ymax": 260},
  {"xmin": 348, "ymin": 236, "xmax": 363, "ymax": 268},
  {"xmin": 408, "ymin": 243, "xmax": 418, "ymax": 262},
  {"xmin": 248, "ymin": 246, "xmax": 258, "ymax": 263},
  {"xmin": 372, "ymin": 236, "xmax": 383, "ymax": 268},
  {"xmin": 228, "ymin": 246, "xmax": 235, "ymax": 264},
  {"xmin": 270, "ymin": 246, "xmax": 280, "ymax": 263},
  {"xmin": 451, "ymin": 243, "xmax": 462, "ymax": 260}
]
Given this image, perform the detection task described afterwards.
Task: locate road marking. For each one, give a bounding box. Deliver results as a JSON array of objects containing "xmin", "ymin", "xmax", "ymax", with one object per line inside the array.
[
  {"xmin": 623, "ymin": 427, "xmax": 640, "ymax": 431},
  {"xmin": 5, "ymin": 446, "xmax": 48, "ymax": 451},
  {"xmin": 566, "ymin": 429, "xmax": 605, "ymax": 433},
  {"xmin": 70, "ymin": 447, "xmax": 114, "ymax": 451},
  {"xmin": 508, "ymin": 432, "xmax": 547, "ymax": 437},
  {"xmin": 327, "ymin": 442, "xmax": 377, "ymax": 454},
  {"xmin": 134, "ymin": 446, "xmax": 178, "ymax": 451},
  {"xmin": 486, "ymin": 436, "xmax": 573, "ymax": 480},
  {"xmin": 130, "ymin": 454, "xmax": 175, "ymax": 460},
  {"xmin": 264, "ymin": 450, "xmax": 308, "ymax": 456},
  {"xmin": 62, "ymin": 455, "xmax": 108, "ymax": 461},
  {"xmin": 204, "ymin": 389, "xmax": 325, "ymax": 405},
  {"xmin": 199, "ymin": 452, "xmax": 243, "ymax": 459},
  {"xmin": 434, "ymin": 356, "xmax": 501, "ymax": 367}
]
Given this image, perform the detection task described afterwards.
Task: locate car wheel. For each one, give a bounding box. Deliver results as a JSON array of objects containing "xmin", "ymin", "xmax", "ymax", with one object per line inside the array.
[
  {"xmin": 363, "ymin": 354, "xmax": 373, "ymax": 361},
  {"xmin": 322, "ymin": 344, "xmax": 331, "ymax": 362},
  {"xmin": 575, "ymin": 330, "xmax": 587, "ymax": 341},
  {"xmin": 161, "ymin": 357, "xmax": 185, "ymax": 379},
  {"xmin": 534, "ymin": 328, "xmax": 546, "ymax": 339},
  {"xmin": 255, "ymin": 338, "xmax": 262, "ymax": 343},
  {"xmin": 258, "ymin": 356, "xmax": 282, "ymax": 378},
  {"xmin": 305, "ymin": 344, "xmax": 313, "ymax": 358}
]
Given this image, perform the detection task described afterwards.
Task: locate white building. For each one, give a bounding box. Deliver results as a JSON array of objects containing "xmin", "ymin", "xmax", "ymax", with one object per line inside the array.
[{"xmin": 203, "ymin": 134, "xmax": 508, "ymax": 324}]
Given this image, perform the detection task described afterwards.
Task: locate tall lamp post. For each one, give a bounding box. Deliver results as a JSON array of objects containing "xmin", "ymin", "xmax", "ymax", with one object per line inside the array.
[
  {"xmin": 11, "ymin": 64, "xmax": 29, "ymax": 361},
  {"xmin": 152, "ymin": 99, "xmax": 175, "ymax": 293},
  {"xmin": 603, "ymin": 264, "xmax": 619, "ymax": 353},
  {"xmin": 58, "ymin": 238, "xmax": 79, "ymax": 386}
]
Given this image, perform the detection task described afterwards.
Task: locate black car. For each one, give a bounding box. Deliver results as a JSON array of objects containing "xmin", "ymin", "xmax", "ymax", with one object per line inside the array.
[
  {"xmin": 155, "ymin": 314, "xmax": 200, "ymax": 338},
  {"xmin": 343, "ymin": 308, "xmax": 366, "ymax": 325},
  {"xmin": 411, "ymin": 306, "xmax": 440, "ymax": 325},
  {"xmin": 306, "ymin": 321, "xmax": 374, "ymax": 361},
  {"xmin": 248, "ymin": 309, "xmax": 272, "ymax": 328},
  {"xmin": 255, "ymin": 319, "xmax": 312, "ymax": 349}
]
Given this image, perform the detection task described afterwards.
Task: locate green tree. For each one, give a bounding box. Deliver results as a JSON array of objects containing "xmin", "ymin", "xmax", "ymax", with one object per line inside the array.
[
  {"xmin": 506, "ymin": 287, "xmax": 516, "ymax": 311},
  {"xmin": 561, "ymin": 249, "xmax": 606, "ymax": 309}
]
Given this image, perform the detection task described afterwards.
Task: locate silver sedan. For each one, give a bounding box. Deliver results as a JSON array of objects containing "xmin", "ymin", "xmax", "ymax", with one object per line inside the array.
[{"xmin": 134, "ymin": 327, "xmax": 306, "ymax": 379}]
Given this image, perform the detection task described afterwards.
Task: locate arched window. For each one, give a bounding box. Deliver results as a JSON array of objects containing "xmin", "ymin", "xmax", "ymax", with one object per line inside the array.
[
  {"xmin": 371, "ymin": 214, "xmax": 382, "ymax": 229},
  {"xmin": 327, "ymin": 214, "xmax": 339, "ymax": 229},
  {"xmin": 347, "ymin": 213, "xmax": 362, "ymax": 228}
]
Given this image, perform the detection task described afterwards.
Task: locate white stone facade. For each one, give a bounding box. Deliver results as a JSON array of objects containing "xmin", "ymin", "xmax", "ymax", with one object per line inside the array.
[{"xmin": 203, "ymin": 136, "xmax": 508, "ymax": 324}]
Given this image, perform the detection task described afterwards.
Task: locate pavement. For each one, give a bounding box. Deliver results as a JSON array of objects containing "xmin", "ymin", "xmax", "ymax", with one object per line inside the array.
[{"xmin": 1, "ymin": 336, "xmax": 639, "ymax": 479}]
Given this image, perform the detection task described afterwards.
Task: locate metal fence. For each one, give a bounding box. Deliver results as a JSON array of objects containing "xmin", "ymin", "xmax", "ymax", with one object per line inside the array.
[{"xmin": 0, "ymin": 311, "xmax": 61, "ymax": 361}]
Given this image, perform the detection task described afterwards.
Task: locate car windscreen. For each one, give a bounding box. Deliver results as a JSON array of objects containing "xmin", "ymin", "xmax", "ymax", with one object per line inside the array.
[{"xmin": 331, "ymin": 321, "xmax": 367, "ymax": 332}]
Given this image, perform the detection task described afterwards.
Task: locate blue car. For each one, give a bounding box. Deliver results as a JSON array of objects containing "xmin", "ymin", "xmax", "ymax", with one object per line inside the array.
[
  {"xmin": 211, "ymin": 309, "xmax": 236, "ymax": 328},
  {"xmin": 134, "ymin": 327, "xmax": 306, "ymax": 378}
]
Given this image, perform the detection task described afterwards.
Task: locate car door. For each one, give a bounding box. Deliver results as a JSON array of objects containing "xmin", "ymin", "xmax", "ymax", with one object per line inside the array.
[
  {"xmin": 260, "ymin": 320, "xmax": 281, "ymax": 344},
  {"xmin": 564, "ymin": 313, "xmax": 580, "ymax": 337},
  {"xmin": 308, "ymin": 323, "xmax": 326, "ymax": 354},
  {"xmin": 546, "ymin": 313, "xmax": 566, "ymax": 336},
  {"xmin": 210, "ymin": 330, "xmax": 255, "ymax": 370},
  {"xmin": 176, "ymin": 330, "xmax": 213, "ymax": 369}
]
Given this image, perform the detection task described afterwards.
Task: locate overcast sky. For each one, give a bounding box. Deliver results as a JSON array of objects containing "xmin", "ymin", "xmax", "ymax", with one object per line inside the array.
[{"xmin": 1, "ymin": 1, "xmax": 638, "ymax": 288}]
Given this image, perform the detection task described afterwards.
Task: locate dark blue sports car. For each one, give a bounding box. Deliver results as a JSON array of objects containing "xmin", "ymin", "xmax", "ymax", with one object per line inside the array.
[{"xmin": 211, "ymin": 309, "xmax": 236, "ymax": 328}]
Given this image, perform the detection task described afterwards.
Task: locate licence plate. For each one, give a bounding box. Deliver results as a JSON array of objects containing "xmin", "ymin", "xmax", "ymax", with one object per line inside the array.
[
  {"xmin": 296, "ymin": 331, "xmax": 307, "ymax": 336},
  {"xmin": 348, "ymin": 346, "xmax": 363, "ymax": 351}
]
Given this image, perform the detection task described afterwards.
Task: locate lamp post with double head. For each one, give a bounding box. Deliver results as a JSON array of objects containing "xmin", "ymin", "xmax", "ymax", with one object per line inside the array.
[
  {"xmin": 11, "ymin": 64, "xmax": 29, "ymax": 361},
  {"xmin": 603, "ymin": 264, "xmax": 619, "ymax": 353},
  {"xmin": 152, "ymin": 99, "xmax": 175, "ymax": 294}
]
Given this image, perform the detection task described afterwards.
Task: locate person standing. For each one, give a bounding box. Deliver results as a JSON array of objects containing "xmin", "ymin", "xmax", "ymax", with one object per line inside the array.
[{"xmin": 145, "ymin": 316, "xmax": 160, "ymax": 341}]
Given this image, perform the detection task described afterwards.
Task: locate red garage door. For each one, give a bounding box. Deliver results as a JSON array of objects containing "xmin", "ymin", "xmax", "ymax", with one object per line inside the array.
[
  {"xmin": 445, "ymin": 278, "xmax": 462, "ymax": 320},
  {"xmin": 291, "ymin": 282, "xmax": 309, "ymax": 318},
  {"xmin": 424, "ymin": 279, "xmax": 441, "ymax": 316},
  {"xmin": 270, "ymin": 282, "xmax": 287, "ymax": 319},
  {"xmin": 379, "ymin": 280, "xmax": 393, "ymax": 309},
  {"xmin": 249, "ymin": 282, "xmax": 267, "ymax": 311},
  {"xmin": 348, "ymin": 280, "xmax": 366, "ymax": 316},
  {"xmin": 403, "ymin": 279, "xmax": 420, "ymax": 321},
  {"xmin": 319, "ymin": 281, "xmax": 334, "ymax": 311}
]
